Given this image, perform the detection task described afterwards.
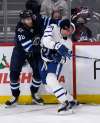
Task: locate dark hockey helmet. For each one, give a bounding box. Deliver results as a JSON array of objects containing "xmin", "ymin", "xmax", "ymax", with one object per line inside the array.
[
  {"xmin": 60, "ymin": 19, "xmax": 75, "ymax": 34},
  {"xmin": 60, "ymin": 19, "xmax": 70, "ymax": 29},
  {"xmin": 20, "ymin": 10, "xmax": 33, "ymax": 19}
]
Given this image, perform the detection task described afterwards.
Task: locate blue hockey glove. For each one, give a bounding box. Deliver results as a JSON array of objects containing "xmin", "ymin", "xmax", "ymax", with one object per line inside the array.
[
  {"xmin": 52, "ymin": 53, "xmax": 66, "ymax": 64},
  {"xmin": 54, "ymin": 42, "xmax": 72, "ymax": 59}
]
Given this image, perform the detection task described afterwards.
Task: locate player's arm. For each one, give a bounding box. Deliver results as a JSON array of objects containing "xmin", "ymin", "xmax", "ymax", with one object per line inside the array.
[
  {"xmin": 41, "ymin": 25, "xmax": 72, "ymax": 59},
  {"xmin": 17, "ymin": 29, "xmax": 33, "ymax": 53},
  {"xmin": 41, "ymin": 25, "xmax": 55, "ymax": 49},
  {"xmin": 54, "ymin": 42, "xmax": 72, "ymax": 59},
  {"xmin": 41, "ymin": 15, "xmax": 62, "ymax": 28}
]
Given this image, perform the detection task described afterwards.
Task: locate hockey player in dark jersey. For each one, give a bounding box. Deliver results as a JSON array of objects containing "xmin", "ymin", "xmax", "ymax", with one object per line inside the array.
[
  {"xmin": 5, "ymin": 10, "xmax": 44, "ymax": 107},
  {"xmin": 5, "ymin": 0, "xmax": 65, "ymax": 107}
]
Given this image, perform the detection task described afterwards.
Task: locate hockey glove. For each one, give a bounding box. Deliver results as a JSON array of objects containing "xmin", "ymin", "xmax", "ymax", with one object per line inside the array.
[
  {"xmin": 54, "ymin": 42, "xmax": 72, "ymax": 59},
  {"xmin": 52, "ymin": 53, "xmax": 66, "ymax": 64}
]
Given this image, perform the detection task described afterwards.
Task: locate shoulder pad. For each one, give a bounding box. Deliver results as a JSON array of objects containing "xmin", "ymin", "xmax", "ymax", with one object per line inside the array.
[{"xmin": 17, "ymin": 28, "xmax": 24, "ymax": 33}]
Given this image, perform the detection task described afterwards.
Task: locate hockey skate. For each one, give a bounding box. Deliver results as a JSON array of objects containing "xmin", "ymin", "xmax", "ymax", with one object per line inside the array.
[
  {"xmin": 58, "ymin": 101, "xmax": 74, "ymax": 114},
  {"xmin": 5, "ymin": 96, "xmax": 18, "ymax": 108},
  {"xmin": 32, "ymin": 93, "xmax": 44, "ymax": 105},
  {"xmin": 69, "ymin": 100, "xmax": 80, "ymax": 109}
]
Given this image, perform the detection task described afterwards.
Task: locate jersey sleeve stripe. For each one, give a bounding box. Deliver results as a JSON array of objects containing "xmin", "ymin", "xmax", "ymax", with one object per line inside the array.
[
  {"xmin": 25, "ymin": 44, "xmax": 33, "ymax": 52},
  {"xmin": 44, "ymin": 32, "xmax": 52, "ymax": 36},
  {"xmin": 43, "ymin": 35, "xmax": 52, "ymax": 37},
  {"xmin": 44, "ymin": 31, "xmax": 52, "ymax": 33},
  {"xmin": 47, "ymin": 17, "xmax": 51, "ymax": 26},
  {"xmin": 21, "ymin": 40, "xmax": 32, "ymax": 47},
  {"xmin": 44, "ymin": 16, "xmax": 48, "ymax": 27}
]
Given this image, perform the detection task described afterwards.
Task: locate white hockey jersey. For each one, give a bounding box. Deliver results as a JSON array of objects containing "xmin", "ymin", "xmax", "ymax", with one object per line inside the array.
[{"xmin": 41, "ymin": 24, "xmax": 72, "ymax": 62}]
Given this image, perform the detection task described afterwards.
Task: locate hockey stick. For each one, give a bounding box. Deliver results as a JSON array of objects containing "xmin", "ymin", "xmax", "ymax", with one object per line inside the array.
[
  {"xmin": 0, "ymin": 104, "xmax": 56, "ymax": 116},
  {"xmin": 73, "ymin": 55, "xmax": 100, "ymax": 60}
]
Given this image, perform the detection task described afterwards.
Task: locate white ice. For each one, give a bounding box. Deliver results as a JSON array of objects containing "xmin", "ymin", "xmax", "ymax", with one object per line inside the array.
[{"xmin": 0, "ymin": 104, "xmax": 100, "ymax": 123}]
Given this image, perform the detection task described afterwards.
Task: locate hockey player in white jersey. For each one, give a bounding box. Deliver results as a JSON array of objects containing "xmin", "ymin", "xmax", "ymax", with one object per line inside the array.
[{"xmin": 39, "ymin": 19, "xmax": 78, "ymax": 113}]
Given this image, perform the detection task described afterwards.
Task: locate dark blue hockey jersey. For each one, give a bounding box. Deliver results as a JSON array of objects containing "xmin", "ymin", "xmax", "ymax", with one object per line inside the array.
[{"xmin": 15, "ymin": 21, "xmax": 40, "ymax": 53}]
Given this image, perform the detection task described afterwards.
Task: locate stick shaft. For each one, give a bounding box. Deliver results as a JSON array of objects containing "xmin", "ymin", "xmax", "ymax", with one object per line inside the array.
[{"xmin": 73, "ymin": 55, "xmax": 100, "ymax": 60}]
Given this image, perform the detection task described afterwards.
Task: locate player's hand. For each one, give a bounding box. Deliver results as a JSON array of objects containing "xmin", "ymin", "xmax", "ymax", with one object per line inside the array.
[
  {"xmin": 54, "ymin": 42, "xmax": 69, "ymax": 57},
  {"xmin": 52, "ymin": 53, "xmax": 66, "ymax": 64},
  {"xmin": 54, "ymin": 42, "xmax": 72, "ymax": 59}
]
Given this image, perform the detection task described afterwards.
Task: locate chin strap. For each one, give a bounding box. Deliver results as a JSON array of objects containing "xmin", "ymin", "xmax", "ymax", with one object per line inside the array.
[{"xmin": 71, "ymin": 23, "xmax": 76, "ymax": 34}]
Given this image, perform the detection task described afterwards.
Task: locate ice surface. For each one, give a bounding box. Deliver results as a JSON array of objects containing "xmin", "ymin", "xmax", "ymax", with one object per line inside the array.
[{"xmin": 0, "ymin": 104, "xmax": 100, "ymax": 123}]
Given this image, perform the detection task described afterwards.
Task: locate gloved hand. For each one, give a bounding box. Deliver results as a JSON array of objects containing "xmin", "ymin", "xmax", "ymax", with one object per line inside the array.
[
  {"xmin": 52, "ymin": 53, "xmax": 66, "ymax": 64},
  {"xmin": 54, "ymin": 42, "xmax": 72, "ymax": 59},
  {"xmin": 54, "ymin": 42, "xmax": 69, "ymax": 57}
]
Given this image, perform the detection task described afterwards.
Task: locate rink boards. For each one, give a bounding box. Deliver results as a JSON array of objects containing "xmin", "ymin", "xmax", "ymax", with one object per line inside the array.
[
  {"xmin": 1, "ymin": 42, "xmax": 100, "ymax": 104},
  {"xmin": 73, "ymin": 42, "xmax": 100, "ymax": 104}
]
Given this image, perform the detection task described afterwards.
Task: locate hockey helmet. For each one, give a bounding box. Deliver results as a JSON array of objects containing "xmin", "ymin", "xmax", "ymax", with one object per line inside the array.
[
  {"xmin": 60, "ymin": 19, "xmax": 75, "ymax": 33},
  {"xmin": 20, "ymin": 10, "xmax": 33, "ymax": 19}
]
